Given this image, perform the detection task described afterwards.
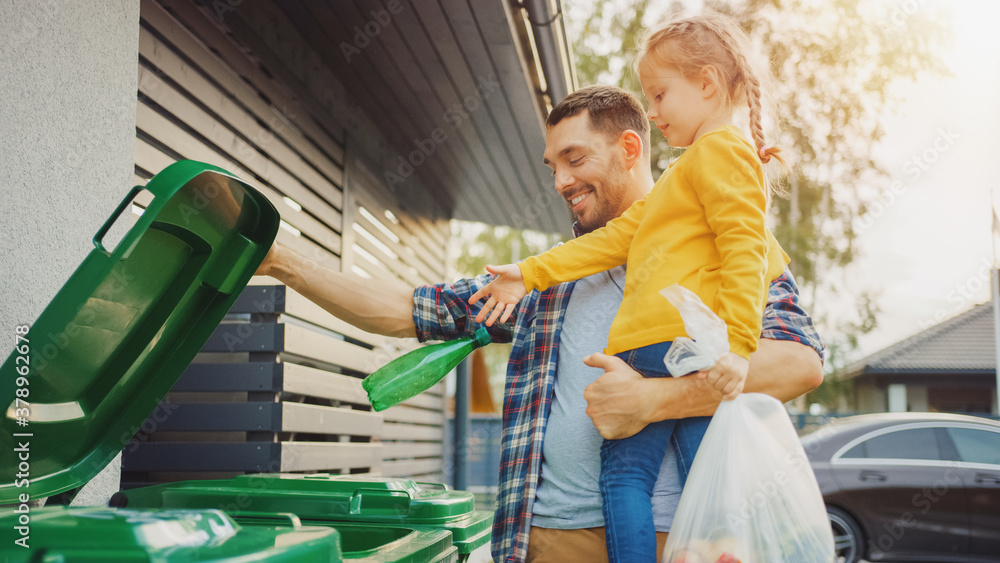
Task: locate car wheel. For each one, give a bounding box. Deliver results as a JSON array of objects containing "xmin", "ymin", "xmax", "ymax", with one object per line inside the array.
[{"xmin": 828, "ymin": 505, "xmax": 864, "ymax": 563}]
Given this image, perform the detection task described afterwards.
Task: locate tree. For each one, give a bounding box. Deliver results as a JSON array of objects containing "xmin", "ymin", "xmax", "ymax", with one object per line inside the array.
[{"xmin": 564, "ymin": 0, "xmax": 950, "ymax": 407}]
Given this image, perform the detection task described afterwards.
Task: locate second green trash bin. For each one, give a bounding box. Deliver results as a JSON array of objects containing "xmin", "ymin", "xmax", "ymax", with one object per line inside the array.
[{"xmin": 113, "ymin": 473, "xmax": 492, "ymax": 561}]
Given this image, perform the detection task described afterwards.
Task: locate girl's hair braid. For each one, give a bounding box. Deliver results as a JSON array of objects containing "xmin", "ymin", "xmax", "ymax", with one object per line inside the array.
[{"xmin": 711, "ymin": 22, "xmax": 784, "ymax": 168}]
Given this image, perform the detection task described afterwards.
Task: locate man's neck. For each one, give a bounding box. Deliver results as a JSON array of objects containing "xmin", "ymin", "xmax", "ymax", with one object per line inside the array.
[{"xmin": 634, "ymin": 165, "xmax": 655, "ymax": 198}]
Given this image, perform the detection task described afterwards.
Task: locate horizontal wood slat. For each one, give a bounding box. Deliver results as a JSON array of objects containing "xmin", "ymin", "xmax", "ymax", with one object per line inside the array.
[
  {"xmin": 382, "ymin": 442, "xmax": 444, "ymax": 459},
  {"xmin": 140, "ymin": 0, "xmax": 346, "ymax": 168},
  {"xmin": 136, "ymin": 66, "xmax": 345, "ymax": 252},
  {"xmin": 352, "ymin": 193, "xmax": 445, "ymax": 281},
  {"xmin": 380, "ymin": 458, "xmax": 443, "ymax": 478},
  {"xmin": 283, "ymin": 323, "xmax": 377, "ymax": 374},
  {"xmin": 381, "ymin": 423, "xmax": 445, "ymax": 442},
  {"xmin": 142, "ymin": 402, "xmax": 380, "ymax": 436},
  {"xmin": 136, "ymin": 26, "xmax": 344, "ymax": 211},
  {"xmin": 351, "ymin": 230, "xmax": 423, "ymax": 288},
  {"xmin": 382, "ymin": 406, "xmax": 446, "ymax": 426},
  {"xmin": 230, "ymin": 285, "xmax": 394, "ymax": 349},
  {"xmin": 281, "ymin": 402, "xmax": 382, "ymax": 436},
  {"xmin": 281, "ymin": 442, "xmax": 382, "ymax": 472},
  {"xmin": 282, "ymin": 363, "xmax": 368, "ymax": 405}
]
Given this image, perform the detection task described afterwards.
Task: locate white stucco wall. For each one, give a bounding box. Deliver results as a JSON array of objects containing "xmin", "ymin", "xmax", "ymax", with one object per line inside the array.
[{"xmin": 0, "ymin": 0, "xmax": 140, "ymax": 505}]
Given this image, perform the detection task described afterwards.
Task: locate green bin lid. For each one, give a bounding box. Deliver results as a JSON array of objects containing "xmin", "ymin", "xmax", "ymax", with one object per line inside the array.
[
  {"xmin": 0, "ymin": 506, "xmax": 343, "ymax": 562},
  {"xmin": 0, "ymin": 161, "xmax": 279, "ymax": 503},
  {"xmin": 314, "ymin": 523, "xmax": 457, "ymax": 563},
  {"xmin": 114, "ymin": 474, "xmax": 492, "ymax": 554}
]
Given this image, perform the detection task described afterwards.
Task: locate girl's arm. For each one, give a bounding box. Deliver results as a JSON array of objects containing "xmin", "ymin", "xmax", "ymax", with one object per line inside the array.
[
  {"xmin": 689, "ymin": 132, "xmax": 771, "ymax": 360},
  {"xmin": 519, "ymin": 195, "xmax": 649, "ymax": 291},
  {"xmin": 468, "ymin": 195, "xmax": 652, "ymax": 323}
]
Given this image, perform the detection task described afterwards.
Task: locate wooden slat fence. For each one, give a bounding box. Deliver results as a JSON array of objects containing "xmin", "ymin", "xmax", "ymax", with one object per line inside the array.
[{"xmin": 121, "ymin": 0, "xmax": 451, "ymax": 488}]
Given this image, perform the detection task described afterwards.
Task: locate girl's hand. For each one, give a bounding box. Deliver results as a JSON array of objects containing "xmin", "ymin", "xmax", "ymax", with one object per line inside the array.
[
  {"xmin": 468, "ymin": 264, "xmax": 527, "ymax": 326},
  {"xmin": 696, "ymin": 351, "xmax": 749, "ymax": 400}
]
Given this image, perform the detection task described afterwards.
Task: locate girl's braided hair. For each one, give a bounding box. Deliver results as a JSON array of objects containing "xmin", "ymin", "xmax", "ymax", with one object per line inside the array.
[{"xmin": 636, "ymin": 12, "xmax": 785, "ymax": 177}]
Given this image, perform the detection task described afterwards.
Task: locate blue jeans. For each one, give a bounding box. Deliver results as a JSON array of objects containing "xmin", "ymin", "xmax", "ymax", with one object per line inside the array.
[{"xmin": 600, "ymin": 341, "xmax": 712, "ymax": 563}]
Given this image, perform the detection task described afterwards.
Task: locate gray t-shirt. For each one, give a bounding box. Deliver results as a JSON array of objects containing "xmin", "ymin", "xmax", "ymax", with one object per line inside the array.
[{"xmin": 530, "ymin": 265, "xmax": 682, "ymax": 532}]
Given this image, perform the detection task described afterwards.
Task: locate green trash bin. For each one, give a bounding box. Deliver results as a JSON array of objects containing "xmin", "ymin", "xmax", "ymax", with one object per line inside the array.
[
  {"xmin": 0, "ymin": 506, "xmax": 343, "ymax": 562},
  {"xmin": 0, "ymin": 160, "xmax": 280, "ymax": 505},
  {"xmin": 112, "ymin": 474, "xmax": 492, "ymax": 561},
  {"xmin": 0, "ymin": 161, "xmax": 460, "ymax": 563}
]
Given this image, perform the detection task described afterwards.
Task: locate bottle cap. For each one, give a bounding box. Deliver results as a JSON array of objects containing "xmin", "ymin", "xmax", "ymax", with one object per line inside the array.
[{"xmin": 472, "ymin": 327, "xmax": 492, "ymax": 349}]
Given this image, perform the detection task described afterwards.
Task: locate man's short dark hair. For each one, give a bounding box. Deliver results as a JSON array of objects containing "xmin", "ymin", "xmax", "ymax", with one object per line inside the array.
[{"xmin": 546, "ymin": 85, "xmax": 650, "ymax": 157}]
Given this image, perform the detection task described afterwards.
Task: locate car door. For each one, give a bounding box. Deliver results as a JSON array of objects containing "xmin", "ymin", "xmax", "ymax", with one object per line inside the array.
[
  {"xmin": 828, "ymin": 425, "xmax": 969, "ymax": 560},
  {"xmin": 942, "ymin": 424, "xmax": 1000, "ymax": 558}
]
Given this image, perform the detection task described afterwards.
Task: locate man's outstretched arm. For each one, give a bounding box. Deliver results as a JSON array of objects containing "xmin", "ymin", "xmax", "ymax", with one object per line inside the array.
[
  {"xmin": 256, "ymin": 243, "xmax": 418, "ymax": 338},
  {"xmin": 583, "ymin": 338, "xmax": 823, "ymax": 439}
]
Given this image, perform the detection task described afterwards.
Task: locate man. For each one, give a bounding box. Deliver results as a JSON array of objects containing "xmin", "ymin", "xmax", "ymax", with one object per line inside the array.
[{"xmin": 255, "ymin": 85, "xmax": 824, "ymax": 563}]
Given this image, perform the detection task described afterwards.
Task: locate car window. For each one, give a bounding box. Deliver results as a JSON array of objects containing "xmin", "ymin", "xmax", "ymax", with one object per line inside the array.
[
  {"xmin": 841, "ymin": 428, "xmax": 942, "ymax": 460},
  {"xmin": 945, "ymin": 427, "xmax": 1000, "ymax": 466}
]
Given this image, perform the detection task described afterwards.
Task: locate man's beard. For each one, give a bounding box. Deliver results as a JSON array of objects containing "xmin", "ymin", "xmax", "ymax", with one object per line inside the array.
[{"xmin": 573, "ymin": 165, "xmax": 631, "ymax": 234}]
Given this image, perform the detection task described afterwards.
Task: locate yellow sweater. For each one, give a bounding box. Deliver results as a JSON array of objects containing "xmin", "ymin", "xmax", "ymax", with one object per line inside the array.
[{"xmin": 519, "ymin": 125, "xmax": 789, "ymax": 359}]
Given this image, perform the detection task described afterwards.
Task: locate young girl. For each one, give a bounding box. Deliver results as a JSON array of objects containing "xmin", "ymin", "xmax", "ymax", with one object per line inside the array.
[{"xmin": 469, "ymin": 12, "xmax": 790, "ymax": 563}]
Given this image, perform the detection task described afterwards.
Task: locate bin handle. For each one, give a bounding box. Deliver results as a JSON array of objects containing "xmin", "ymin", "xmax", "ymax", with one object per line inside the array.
[
  {"xmin": 232, "ymin": 511, "xmax": 302, "ymax": 528},
  {"xmin": 416, "ymin": 482, "xmax": 449, "ymax": 492},
  {"xmin": 93, "ymin": 186, "xmax": 144, "ymax": 255},
  {"xmin": 350, "ymin": 488, "xmax": 411, "ymax": 516}
]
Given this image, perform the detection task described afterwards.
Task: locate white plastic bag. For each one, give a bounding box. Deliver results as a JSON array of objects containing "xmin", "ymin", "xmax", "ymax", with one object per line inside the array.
[
  {"xmin": 660, "ymin": 284, "xmax": 730, "ymax": 375},
  {"xmin": 661, "ymin": 394, "xmax": 835, "ymax": 563},
  {"xmin": 658, "ymin": 284, "xmax": 835, "ymax": 562}
]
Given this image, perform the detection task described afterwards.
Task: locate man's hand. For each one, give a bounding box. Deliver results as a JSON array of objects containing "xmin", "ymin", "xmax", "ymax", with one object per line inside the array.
[
  {"xmin": 584, "ymin": 340, "xmax": 822, "ymax": 438},
  {"xmin": 468, "ymin": 264, "xmax": 527, "ymax": 326},
  {"xmin": 582, "ymin": 353, "xmax": 660, "ymax": 440},
  {"xmin": 696, "ymin": 351, "xmax": 749, "ymax": 400}
]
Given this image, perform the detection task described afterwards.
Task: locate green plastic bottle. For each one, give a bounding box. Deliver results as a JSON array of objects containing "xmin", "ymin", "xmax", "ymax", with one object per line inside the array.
[{"xmin": 363, "ymin": 327, "xmax": 492, "ymax": 411}]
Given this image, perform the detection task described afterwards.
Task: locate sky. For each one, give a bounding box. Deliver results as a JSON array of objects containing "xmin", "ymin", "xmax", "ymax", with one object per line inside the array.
[{"xmin": 848, "ymin": 0, "xmax": 1000, "ymax": 359}]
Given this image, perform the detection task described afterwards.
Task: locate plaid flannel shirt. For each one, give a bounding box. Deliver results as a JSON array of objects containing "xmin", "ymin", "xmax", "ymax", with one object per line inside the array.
[{"xmin": 412, "ymin": 266, "xmax": 823, "ymax": 563}]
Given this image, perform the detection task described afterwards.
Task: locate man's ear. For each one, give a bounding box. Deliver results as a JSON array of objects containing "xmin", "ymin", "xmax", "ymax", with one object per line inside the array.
[{"xmin": 620, "ymin": 130, "xmax": 644, "ymax": 169}]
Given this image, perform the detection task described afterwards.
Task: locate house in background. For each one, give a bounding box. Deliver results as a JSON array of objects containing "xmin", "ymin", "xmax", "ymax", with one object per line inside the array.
[
  {"xmin": 838, "ymin": 302, "xmax": 999, "ymax": 415},
  {"xmin": 1, "ymin": 0, "xmax": 575, "ymax": 502}
]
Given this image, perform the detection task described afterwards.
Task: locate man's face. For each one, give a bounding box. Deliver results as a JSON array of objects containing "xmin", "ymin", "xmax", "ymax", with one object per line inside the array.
[{"xmin": 542, "ymin": 112, "xmax": 634, "ymax": 233}]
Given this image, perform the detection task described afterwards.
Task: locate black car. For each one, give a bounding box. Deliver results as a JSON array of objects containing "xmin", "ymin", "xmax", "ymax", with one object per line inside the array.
[{"xmin": 802, "ymin": 412, "xmax": 1000, "ymax": 563}]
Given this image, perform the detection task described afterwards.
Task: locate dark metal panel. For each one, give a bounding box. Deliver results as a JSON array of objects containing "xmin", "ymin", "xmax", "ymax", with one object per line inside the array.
[
  {"xmin": 174, "ymin": 363, "xmax": 281, "ymax": 392},
  {"xmin": 123, "ymin": 443, "xmax": 281, "ymax": 472},
  {"xmin": 152, "ymin": 403, "xmax": 280, "ymax": 432},
  {"xmin": 229, "ymin": 285, "xmax": 288, "ymax": 315},
  {"xmin": 203, "ymin": 323, "xmax": 283, "ymax": 353}
]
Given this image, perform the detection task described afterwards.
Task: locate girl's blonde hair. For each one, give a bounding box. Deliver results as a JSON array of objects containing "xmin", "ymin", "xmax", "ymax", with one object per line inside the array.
[{"xmin": 636, "ymin": 12, "xmax": 785, "ymax": 173}]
